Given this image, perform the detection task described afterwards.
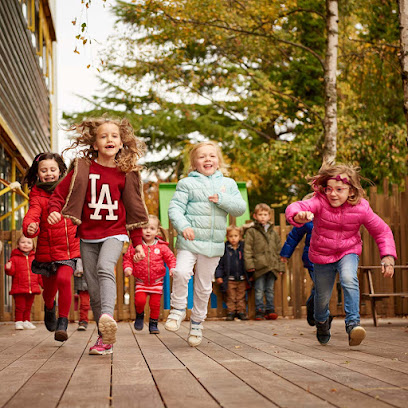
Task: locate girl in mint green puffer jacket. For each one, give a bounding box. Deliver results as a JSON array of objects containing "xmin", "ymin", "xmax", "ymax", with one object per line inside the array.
[{"xmin": 165, "ymin": 141, "xmax": 246, "ymax": 347}]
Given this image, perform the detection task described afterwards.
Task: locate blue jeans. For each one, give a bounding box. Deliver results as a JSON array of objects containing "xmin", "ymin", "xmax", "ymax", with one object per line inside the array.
[
  {"xmin": 314, "ymin": 254, "xmax": 360, "ymax": 325},
  {"xmin": 254, "ymin": 272, "xmax": 276, "ymax": 312},
  {"xmin": 306, "ymin": 268, "xmax": 315, "ymax": 306}
]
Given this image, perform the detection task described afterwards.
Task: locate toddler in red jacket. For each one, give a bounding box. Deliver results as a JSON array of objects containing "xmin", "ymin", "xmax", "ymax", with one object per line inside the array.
[
  {"xmin": 123, "ymin": 215, "xmax": 176, "ymax": 334},
  {"xmin": 5, "ymin": 235, "xmax": 42, "ymax": 330}
]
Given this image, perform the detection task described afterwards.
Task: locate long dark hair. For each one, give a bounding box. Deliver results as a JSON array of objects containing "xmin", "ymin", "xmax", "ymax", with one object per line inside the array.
[{"xmin": 23, "ymin": 152, "xmax": 67, "ymax": 189}]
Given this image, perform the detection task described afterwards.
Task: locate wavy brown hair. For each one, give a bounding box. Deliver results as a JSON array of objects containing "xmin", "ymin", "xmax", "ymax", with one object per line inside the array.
[
  {"xmin": 309, "ymin": 163, "xmax": 367, "ymax": 205},
  {"xmin": 63, "ymin": 116, "xmax": 146, "ymax": 173}
]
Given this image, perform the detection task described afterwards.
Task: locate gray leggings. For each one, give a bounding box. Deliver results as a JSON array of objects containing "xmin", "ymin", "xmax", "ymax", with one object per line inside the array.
[{"xmin": 80, "ymin": 239, "xmax": 124, "ymax": 323}]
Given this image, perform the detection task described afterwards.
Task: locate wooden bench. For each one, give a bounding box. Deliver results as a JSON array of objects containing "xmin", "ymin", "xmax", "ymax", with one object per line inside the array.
[{"xmin": 359, "ymin": 265, "xmax": 408, "ymax": 326}]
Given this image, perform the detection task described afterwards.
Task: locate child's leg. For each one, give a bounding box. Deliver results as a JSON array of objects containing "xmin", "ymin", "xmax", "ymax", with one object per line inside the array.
[
  {"xmin": 337, "ymin": 254, "xmax": 360, "ymax": 325},
  {"xmin": 148, "ymin": 293, "xmax": 161, "ymax": 320},
  {"xmin": 14, "ymin": 294, "xmax": 25, "ymax": 322},
  {"xmin": 56, "ymin": 264, "xmax": 73, "ymax": 318},
  {"xmin": 236, "ymin": 281, "xmax": 247, "ymax": 314},
  {"xmin": 23, "ymin": 294, "xmax": 35, "ymax": 322},
  {"xmin": 190, "ymin": 254, "xmax": 220, "ymax": 323},
  {"xmin": 313, "ymin": 263, "xmax": 337, "ymax": 323},
  {"xmin": 226, "ymin": 282, "xmax": 237, "ymax": 314},
  {"xmin": 42, "ymin": 274, "xmax": 58, "ymax": 310},
  {"xmin": 264, "ymin": 272, "xmax": 276, "ymax": 312},
  {"xmin": 170, "ymin": 250, "xmax": 197, "ymax": 311},
  {"xmin": 78, "ymin": 290, "xmax": 91, "ymax": 322},
  {"xmin": 254, "ymin": 274, "xmax": 266, "ymax": 312},
  {"xmin": 135, "ymin": 291, "xmax": 148, "ymax": 315}
]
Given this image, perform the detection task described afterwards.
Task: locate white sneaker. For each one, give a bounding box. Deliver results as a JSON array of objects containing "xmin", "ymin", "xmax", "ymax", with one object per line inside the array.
[
  {"xmin": 187, "ymin": 321, "xmax": 203, "ymax": 347},
  {"xmin": 15, "ymin": 321, "xmax": 24, "ymax": 330},
  {"xmin": 164, "ymin": 309, "xmax": 186, "ymax": 332},
  {"xmin": 23, "ymin": 321, "xmax": 37, "ymax": 330},
  {"xmin": 98, "ymin": 314, "xmax": 117, "ymax": 344}
]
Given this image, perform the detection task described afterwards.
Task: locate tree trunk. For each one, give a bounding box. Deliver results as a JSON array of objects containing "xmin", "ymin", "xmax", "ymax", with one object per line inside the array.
[
  {"xmin": 323, "ymin": 0, "xmax": 339, "ymax": 164},
  {"xmin": 398, "ymin": 0, "xmax": 408, "ymax": 147}
]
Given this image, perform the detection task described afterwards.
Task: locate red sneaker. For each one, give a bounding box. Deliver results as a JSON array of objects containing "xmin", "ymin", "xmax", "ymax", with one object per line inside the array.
[
  {"xmin": 89, "ymin": 336, "xmax": 113, "ymax": 355},
  {"xmin": 265, "ymin": 312, "xmax": 278, "ymax": 320}
]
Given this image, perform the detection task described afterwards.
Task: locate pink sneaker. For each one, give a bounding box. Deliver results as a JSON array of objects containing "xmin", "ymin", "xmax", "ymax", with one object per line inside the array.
[{"xmin": 89, "ymin": 336, "xmax": 113, "ymax": 355}]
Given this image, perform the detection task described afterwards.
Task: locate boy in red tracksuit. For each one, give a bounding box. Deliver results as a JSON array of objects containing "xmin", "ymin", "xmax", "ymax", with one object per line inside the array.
[
  {"xmin": 5, "ymin": 235, "xmax": 42, "ymax": 330},
  {"xmin": 123, "ymin": 215, "xmax": 176, "ymax": 334}
]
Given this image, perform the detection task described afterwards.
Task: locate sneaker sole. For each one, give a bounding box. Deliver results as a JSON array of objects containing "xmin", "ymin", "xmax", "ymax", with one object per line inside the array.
[
  {"xmin": 99, "ymin": 315, "xmax": 117, "ymax": 344},
  {"xmin": 77, "ymin": 327, "xmax": 87, "ymax": 331},
  {"xmin": 164, "ymin": 311, "xmax": 186, "ymax": 332},
  {"xmin": 89, "ymin": 348, "xmax": 113, "ymax": 355},
  {"xmin": 349, "ymin": 327, "xmax": 366, "ymax": 346},
  {"xmin": 187, "ymin": 335, "xmax": 202, "ymax": 347}
]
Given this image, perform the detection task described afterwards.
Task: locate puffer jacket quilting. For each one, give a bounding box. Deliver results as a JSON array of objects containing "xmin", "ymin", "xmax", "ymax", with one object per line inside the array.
[
  {"xmin": 22, "ymin": 185, "xmax": 80, "ymax": 263},
  {"xmin": 168, "ymin": 170, "xmax": 247, "ymax": 258},
  {"xmin": 285, "ymin": 193, "xmax": 397, "ymax": 264},
  {"xmin": 123, "ymin": 238, "xmax": 177, "ymax": 285},
  {"xmin": 5, "ymin": 248, "xmax": 42, "ymax": 295}
]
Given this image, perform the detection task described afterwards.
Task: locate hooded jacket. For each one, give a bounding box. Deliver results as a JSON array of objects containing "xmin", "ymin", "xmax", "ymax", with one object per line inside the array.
[
  {"xmin": 22, "ymin": 185, "xmax": 80, "ymax": 263},
  {"xmin": 285, "ymin": 193, "xmax": 397, "ymax": 264},
  {"xmin": 168, "ymin": 170, "xmax": 246, "ymax": 258},
  {"xmin": 5, "ymin": 248, "xmax": 42, "ymax": 295}
]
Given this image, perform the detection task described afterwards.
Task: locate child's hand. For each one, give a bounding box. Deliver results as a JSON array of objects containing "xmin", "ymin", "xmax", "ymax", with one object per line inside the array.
[
  {"xmin": 280, "ymin": 256, "xmax": 288, "ymax": 263},
  {"xmin": 381, "ymin": 256, "xmax": 395, "ymax": 278},
  {"xmin": 169, "ymin": 268, "xmax": 175, "ymax": 277},
  {"xmin": 294, "ymin": 211, "xmax": 314, "ymax": 224},
  {"xmin": 216, "ymin": 277, "xmax": 223, "ymax": 285},
  {"xmin": 124, "ymin": 267, "xmax": 133, "ymax": 277},
  {"xmin": 5, "ymin": 261, "xmax": 12, "ymax": 269},
  {"xmin": 47, "ymin": 212, "xmax": 61, "ymax": 225},
  {"xmin": 183, "ymin": 227, "xmax": 195, "ymax": 240},
  {"xmin": 208, "ymin": 194, "xmax": 219, "ymax": 203},
  {"xmin": 133, "ymin": 245, "xmax": 145, "ymax": 262},
  {"xmin": 27, "ymin": 222, "xmax": 39, "ymax": 235}
]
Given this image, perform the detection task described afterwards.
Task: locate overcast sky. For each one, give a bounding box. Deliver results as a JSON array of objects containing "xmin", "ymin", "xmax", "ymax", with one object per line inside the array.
[{"xmin": 56, "ymin": 1, "xmax": 116, "ymax": 153}]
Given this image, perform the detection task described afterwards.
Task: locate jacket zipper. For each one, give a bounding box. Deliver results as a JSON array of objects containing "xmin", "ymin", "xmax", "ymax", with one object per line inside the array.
[
  {"xmin": 210, "ymin": 177, "xmax": 215, "ymax": 252},
  {"xmin": 26, "ymin": 255, "xmax": 32, "ymax": 294},
  {"xmin": 147, "ymin": 247, "xmax": 151, "ymax": 285},
  {"xmin": 64, "ymin": 219, "xmax": 71, "ymax": 258}
]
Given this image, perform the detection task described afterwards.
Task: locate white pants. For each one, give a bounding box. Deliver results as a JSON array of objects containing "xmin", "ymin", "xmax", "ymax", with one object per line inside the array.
[{"xmin": 170, "ymin": 250, "xmax": 220, "ymax": 323}]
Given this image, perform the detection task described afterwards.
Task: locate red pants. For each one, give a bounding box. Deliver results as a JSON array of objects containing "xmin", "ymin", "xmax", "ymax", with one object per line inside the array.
[
  {"xmin": 78, "ymin": 290, "xmax": 90, "ymax": 322},
  {"xmin": 135, "ymin": 292, "xmax": 161, "ymax": 319},
  {"xmin": 14, "ymin": 293, "xmax": 35, "ymax": 322},
  {"xmin": 42, "ymin": 264, "xmax": 72, "ymax": 318}
]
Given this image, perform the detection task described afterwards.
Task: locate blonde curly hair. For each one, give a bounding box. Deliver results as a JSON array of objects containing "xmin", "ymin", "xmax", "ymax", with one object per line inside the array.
[{"xmin": 63, "ymin": 116, "xmax": 146, "ymax": 173}]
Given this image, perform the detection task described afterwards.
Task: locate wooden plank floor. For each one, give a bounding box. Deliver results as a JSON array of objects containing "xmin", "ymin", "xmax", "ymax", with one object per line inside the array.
[{"xmin": 1, "ymin": 317, "xmax": 408, "ymax": 408}]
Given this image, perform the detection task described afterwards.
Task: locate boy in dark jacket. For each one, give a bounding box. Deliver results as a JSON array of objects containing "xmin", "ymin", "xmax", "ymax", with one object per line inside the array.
[
  {"xmin": 244, "ymin": 203, "xmax": 285, "ymax": 320},
  {"xmin": 215, "ymin": 226, "xmax": 249, "ymax": 321}
]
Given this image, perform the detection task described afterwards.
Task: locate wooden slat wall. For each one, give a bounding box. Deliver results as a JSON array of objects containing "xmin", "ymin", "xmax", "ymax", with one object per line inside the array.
[
  {"xmin": 0, "ymin": 0, "xmax": 51, "ymax": 160},
  {"xmin": 1, "ymin": 177, "xmax": 407, "ymax": 322}
]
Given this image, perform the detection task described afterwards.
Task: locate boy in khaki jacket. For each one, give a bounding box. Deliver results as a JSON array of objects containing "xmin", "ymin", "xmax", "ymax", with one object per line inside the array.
[{"xmin": 244, "ymin": 203, "xmax": 285, "ymax": 320}]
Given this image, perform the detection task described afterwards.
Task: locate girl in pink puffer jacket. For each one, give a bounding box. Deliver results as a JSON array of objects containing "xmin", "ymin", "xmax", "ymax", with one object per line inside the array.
[
  {"xmin": 286, "ymin": 163, "xmax": 396, "ymax": 347},
  {"xmin": 123, "ymin": 215, "xmax": 176, "ymax": 334}
]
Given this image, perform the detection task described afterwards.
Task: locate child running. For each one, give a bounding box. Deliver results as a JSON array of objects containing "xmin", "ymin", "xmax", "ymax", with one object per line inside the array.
[
  {"xmin": 285, "ymin": 163, "xmax": 396, "ymax": 346},
  {"xmin": 23, "ymin": 152, "xmax": 80, "ymax": 341},
  {"xmin": 48, "ymin": 117, "xmax": 148, "ymax": 355},
  {"xmin": 123, "ymin": 214, "xmax": 176, "ymax": 334},
  {"xmin": 5, "ymin": 235, "xmax": 42, "ymax": 330},
  {"xmin": 165, "ymin": 141, "xmax": 246, "ymax": 346}
]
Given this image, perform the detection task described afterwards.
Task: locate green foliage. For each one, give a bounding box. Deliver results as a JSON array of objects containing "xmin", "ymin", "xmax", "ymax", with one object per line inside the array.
[{"xmin": 65, "ymin": 0, "xmax": 407, "ymax": 210}]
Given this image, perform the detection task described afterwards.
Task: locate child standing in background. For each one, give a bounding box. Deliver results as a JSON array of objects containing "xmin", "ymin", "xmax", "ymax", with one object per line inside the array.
[
  {"xmin": 285, "ymin": 163, "xmax": 396, "ymax": 346},
  {"xmin": 215, "ymin": 226, "xmax": 249, "ymax": 321},
  {"xmin": 123, "ymin": 215, "xmax": 176, "ymax": 334},
  {"xmin": 23, "ymin": 152, "xmax": 80, "ymax": 341},
  {"xmin": 244, "ymin": 203, "xmax": 285, "ymax": 320},
  {"xmin": 280, "ymin": 193, "xmax": 315, "ymax": 326},
  {"xmin": 74, "ymin": 258, "xmax": 90, "ymax": 331},
  {"xmin": 165, "ymin": 141, "xmax": 246, "ymax": 346},
  {"xmin": 48, "ymin": 117, "xmax": 148, "ymax": 355},
  {"xmin": 5, "ymin": 235, "xmax": 42, "ymax": 330}
]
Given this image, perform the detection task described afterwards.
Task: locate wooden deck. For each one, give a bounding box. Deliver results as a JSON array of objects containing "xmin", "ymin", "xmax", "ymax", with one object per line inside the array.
[{"xmin": 0, "ymin": 317, "xmax": 408, "ymax": 408}]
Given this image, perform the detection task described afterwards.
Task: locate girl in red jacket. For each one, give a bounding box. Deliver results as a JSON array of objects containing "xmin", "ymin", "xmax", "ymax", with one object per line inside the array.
[
  {"xmin": 5, "ymin": 235, "xmax": 42, "ymax": 330},
  {"xmin": 22, "ymin": 152, "xmax": 80, "ymax": 342},
  {"xmin": 123, "ymin": 215, "xmax": 176, "ymax": 334}
]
